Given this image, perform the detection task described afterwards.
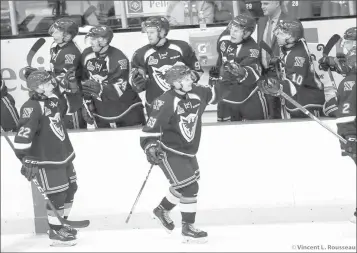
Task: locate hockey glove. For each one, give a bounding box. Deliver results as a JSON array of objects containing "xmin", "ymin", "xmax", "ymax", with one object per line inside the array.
[
  {"xmin": 130, "ymin": 68, "xmax": 148, "ymax": 92},
  {"xmin": 341, "ymin": 135, "xmax": 357, "ymax": 159},
  {"xmin": 190, "ymin": 70, "xmax": 201, "ymax": 82},
  {"xmin": 257, "ymin": 77, "xmax": 282, "ymax": 97},
  {"xmin": 61, "ymin": 68, "xmax": 79, "ymax": 94},
  {"xmin": 208, "ymin": 66, "xmax": 220, "ymax": 87},
  {"xmin": 318, "ymin": 56, "xmax": 339, "ymax": 71},
  {"xmin": 21, "ymin": 156, "xmax": 40, "ymax": 181},
  {"xmin": 145, "ymin": 143, "xmax": 164, "ymax": 165},
  {"xmin": 268, "ymin": 57, "xmax": 282, "ymax": 70},
  {"xmin": 82, "ymin": 79, "xmax": 103, "ymax": 100},
  {"xmin": 223, "ymin": 61, "xmax": 247, "ymax": 82}
]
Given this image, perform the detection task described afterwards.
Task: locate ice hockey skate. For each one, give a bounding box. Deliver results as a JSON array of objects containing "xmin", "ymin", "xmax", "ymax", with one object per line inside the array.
[
  {"xmin": 49, "ymin": 227, "xmax": 77, "ymax": 247},
  {"xmin": 63, "ymin": 224, "xmax": 78, "ymax": 236},
  {"xmin": 153, "ymin": 206, "xmax": 175, "ymax": 233},
  {"xmin": 181, "ymin": 222, "xmax": 208, "ymax": 244}
]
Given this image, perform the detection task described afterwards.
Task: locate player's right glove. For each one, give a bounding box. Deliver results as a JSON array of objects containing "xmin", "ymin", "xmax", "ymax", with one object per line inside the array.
[
  {"xmin": 208, "ymin": 66, "xmax": 220, "ymax": 87},
  {"xmin": 60, "ymin": 68, "xmax": 79, "ymax": 94},
  {"xmin": 82, "ymin": 79, "xmax": 103, "ymax": 100},
  {"xmin": 21, "ymin": 156, "xmax": 40, "ymax": 181},
  {"xmin": 341, "ymin": 135, "xmax": 357, "ymax": 159},
  {"xmin": 223, "ymin": 61, "xmax": 247, "ymax": 82},
  {"xmin": 318, "ymin": 56, "xmax": 339, "ymax": 71},
  {"xmin": 257, "ymin": 77, "xmax": 282, "ymax": 97},
  {"xmin": 130, "ymin": 68, "xmax": 148, "ymax": 92},
  {"xmin": 144, "ymin": 142, "xmax": 164, "ymax": 165}
]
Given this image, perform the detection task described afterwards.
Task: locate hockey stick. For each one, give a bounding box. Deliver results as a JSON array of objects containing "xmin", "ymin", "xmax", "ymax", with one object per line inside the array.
[
  {"xmin": 125, "ymin": 128, "xmax": 163, "ymax": 223},
  {"xmin": 0, "ymin": 128, "xmax": 90, "ymax": 228},
  {"xmin": 125, "ymin": 164, "xmax": 154, "ymax": 224},
  {"xmin": 275, "ymin": 91, "xmax": 347, "ymax": 144},
  {"xmin": 27, "ymin": 38, "xmax": 46, "ymax": 66},
  {"xmin": 321, "ymin": 34, "xmax": 342, "ymax": 90}
]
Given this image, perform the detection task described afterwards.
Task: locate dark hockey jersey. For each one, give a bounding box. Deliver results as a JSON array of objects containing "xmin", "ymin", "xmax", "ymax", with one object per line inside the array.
[
  {"xmin": 81, "ymin": 46, "xmax": 142, "ymax": 121},
  {"xmin": 14, "ymin": 92, "xmax": 82, "ymax": 166},
  {"xmin": 324, "ymin": 73, "xmax": 356, "ymax": 138},
  {"xmin": 50, "ymin": 40, "xmax": 82, "ymax": 79},
  {"xmin": 216, "ymin": 35, "xmax": 261, "ymax": 103},
  {"xmin": 130, "ymin": 39, "xmax": 204, "ymax": 105},
  {"xmin": 0, "ymin": 84, "xmax": 19, "ymax": 132},
  {"xmin": 140, "ymin": 81, "xmax": 233, "ymax": 157}
]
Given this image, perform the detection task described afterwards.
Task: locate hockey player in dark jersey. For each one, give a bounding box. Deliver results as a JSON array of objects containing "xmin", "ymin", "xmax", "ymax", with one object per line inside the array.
[
  {"xmin": 48, "ymin": 18, "xmax": 89, "ymax": 129},
  {"xmin": 81, "ymin": 25, "xmax": 145, "ymax": 128},
  {"xmin": 14, "ymin": 70, "xmax": 82, "ymax": 246},
  {"xmin": 319, "ymin": 27, "xmax": 356, "ymax": 223},
  {"xmin": 0, "ymin": 74, "xmax": 19, "ymax": 132},
  {"xmin": 269, "ymin": 18, "xmax": 325, "ymax": 119},
  {"xmin": 140, "ymin": 64, "xmax": 241, "ymax": 243},
  {"xmin": 215, "ymin": 13, "xmax": 268, "ymax": 122},
  {"xmin": 129, "ymin": 16, "xmax": 203, "ymax": 115}
]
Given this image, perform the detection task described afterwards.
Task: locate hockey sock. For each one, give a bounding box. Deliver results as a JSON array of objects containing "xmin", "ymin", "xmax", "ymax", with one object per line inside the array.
[
  {"xmin": 159, "ymin": 187, "xmax": 181, "ymax": 211},
  {"xmin": 179, "ymin": 196, "xmax": 197, "ymax": 224},
  {"xmin": 47, "ymin": 191, "xmax": 66, "ymax": 230},
  {"xmin": 64, "ymin": 182, "xmax": 78, "ymax": 220}
]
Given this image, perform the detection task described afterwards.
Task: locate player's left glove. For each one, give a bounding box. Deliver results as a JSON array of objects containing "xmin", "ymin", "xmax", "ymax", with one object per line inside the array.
[
  {"xmin": 190, "ymin": 70, "xmax": 201, "ymax": 82},
  {"xmin": 58, "ymin": 68, "xmax": 79, "ymax": 94},
  {"xmin": 223, "ymin": 61, "xmax": 247, "ymax": 82},
  {"xmin": 82, "ymin": 79, "xmax": 103, "ymax": 100},
  {"xmin": 341, "ymin": 135, "xmax": 357, "ymax": 159},
  {"xmin": 21, "ymin": 156, "xmax": 40, "ymax": 181},
  {"xmin": 144, "ymin": 142, "xmax": 164, "ymax": 165},
  {"xmin": 257, "ymin": 77, "xmax": 282, "ymax": 97},
  {"xmin": 208, "ymin": 66, "xmax": 220, "ymax": 87}
]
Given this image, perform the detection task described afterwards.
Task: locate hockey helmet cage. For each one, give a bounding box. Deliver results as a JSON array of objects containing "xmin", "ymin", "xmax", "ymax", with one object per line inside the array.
[
  {"xmin": 274, "ymin": 19, "xmax": 304, "ymax": 42},
  {"xmin": 141, "ymin": 16, "xmax": 170, "ymax": 36},
  {"xmin": 343, "ymin": 27, "xmax": 357, "ymax": 41},
  {"xmin": 26, "ymin": 70, "xmax": 56, "ymax": 91},
  {"xmin": 85, "ymin": 25, "xmax": 114, "ymax": 44},
  {"xmin": 164, "ymin": 65, "xmax": 191, "ymax": 86},
  {"xmin": 49, "ymin": 18, "xmax": 79, "ymax": 39},
  {"xmin": 229, "ymin": 13, "xmax": 257, "ymax": 33}
]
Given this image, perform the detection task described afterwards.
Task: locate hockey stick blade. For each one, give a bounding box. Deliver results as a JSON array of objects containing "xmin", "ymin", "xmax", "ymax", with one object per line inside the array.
[
  {"xmin": 61, "ymin": 217, "xmax": 90, "ymax": 228},
  {"xmin": 259, "ymin": 40, "xmax": 273, "ymax": 57},
  {"xmin": 323, "ymin": 34, "xmax": 341, "ymax": 56},
  {"xmin": 27, "ymin": 38, "xmax": 46, "ymax": 66}
]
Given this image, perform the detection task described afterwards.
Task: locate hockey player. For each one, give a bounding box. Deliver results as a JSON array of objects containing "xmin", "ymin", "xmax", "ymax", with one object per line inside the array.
[
  {"xmin": 269, "ymin": 18, "xmax": 325, "ymax": 118},
  {"xmin": 48, "ymin": 17, "xmax": 89, "ymax": 129},
  {"xmin": 215, "ymin": 13, "xmax": 268, "ymax": 122},
  {"xmin": 129, "ymin": 16, "xmax": 203, "ymax": 115},
  {"xmin": 140, "ymin": 64, "xmax": 241, "ymax": 243},
  {"xmin": 0, "ymin": 74, "xmax": 19, "ymax": 132},
  {"xmin": 81, "ymin": 25, "xmax": 145, "ymax": 128},
  {"xmin": 14, "ymin": 70, "xmax": 82, "ymax": 246},
  {"xmin": 318, "ymin": 27, "xmax": 356, "ymax": 223}
]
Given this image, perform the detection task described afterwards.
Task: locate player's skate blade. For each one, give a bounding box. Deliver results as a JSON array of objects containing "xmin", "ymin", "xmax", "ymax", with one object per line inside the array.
[
  {"xmin": 152, "ymin": 206, "xmax": 175, "ymax": 234},
  {"xmin": 181, "ymin": 223, "xmax": 208, "ymax": 244},
  {"xmin": 49, "ymin": 228, "xmax": 77, "ymax": 247}
]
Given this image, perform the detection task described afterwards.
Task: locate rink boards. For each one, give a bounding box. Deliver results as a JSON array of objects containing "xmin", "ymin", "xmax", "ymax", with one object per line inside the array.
[{"xmin": 1, "ymin": 118, "xmax": 356, "ymax": 235}]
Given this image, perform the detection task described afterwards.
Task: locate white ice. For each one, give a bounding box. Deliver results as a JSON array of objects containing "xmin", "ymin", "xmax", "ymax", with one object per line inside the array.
[{"xmin": 1, "ymin": 221, "xmax": 356, "ymax": 252}]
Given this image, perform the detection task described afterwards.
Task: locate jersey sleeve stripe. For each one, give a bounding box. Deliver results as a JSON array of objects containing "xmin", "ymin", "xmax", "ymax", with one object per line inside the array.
[
  {"xmin": 336, "ymin": 116, "xmax": 356, "ymax": 124},
  {"xmin": 14, "ymin": 142, "xmax": 32, "ymax": 150},
  {"xmin": 2, "ymin": 97, "xmax": 19, "ymax": 125},
  {"xmin": 208, "ymin": 86, "xmax": 216, "ymax": 105}
]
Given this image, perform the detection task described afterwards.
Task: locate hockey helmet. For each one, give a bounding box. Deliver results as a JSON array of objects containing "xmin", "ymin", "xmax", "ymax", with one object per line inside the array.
[
  {"xmin": 345, "ymin": 46, "xmax": 357, "ymax": 72},
  {"xmin": 164, "ymin": 65, "xmax": 192, "ymax": 86},
  {"xmin": 228, "ymin": 13, "xmax": 257, "ymax": 34},
  {"xmin": 141, "ymin": 16, "xmax": 170, "ymax": 37},
  {"xmin": 341, "ymin": 27, "xmax": 357, "ymax": 56},
  {"xmin": 26, "ymin": 70, "xmax": 57, "ymax": 92},
  {"xmin": 49, "ymin": 18, "xmax": 79, "ymax": 39},
  {"xmin": 343, "ymin": 27, "xmax": 357, "ymax": 41},
  {"xmin": 274, "ymin": 19, "xmax": 304, "ymax": 43},
  {"xmin": 85, "ymin": 25, "xmax": 114, "ymax": 45}
]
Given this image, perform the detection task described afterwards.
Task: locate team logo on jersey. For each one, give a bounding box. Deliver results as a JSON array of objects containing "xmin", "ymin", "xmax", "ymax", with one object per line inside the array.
[
  {"xmin": 153, "ymin": 99, "xmax": 165, "ymax": 111},
  {"xmin": 179, "ymin": 110, "xmax": 199, "ymax": 143},
  {"xmin": 344, "ymin": 81, "xmax": 355, "ymax": 91},
  {"xmin": 151, "ymin": 65, "xmax": 174, "ymax": 91},
  {"xmin": 220, "ymin": 42, "xmax": 226, "ymax": 52},
  {"xmin": 148, "ymin": 56, "xmax": 158, "ymax": 65},
  {"xmin": 65, "ymin": 54, "xmax": 76, "ymax": 64},
  {"xmin": 22, "ymin": 108, "xmax": 33, "ymax": 118},
  {"xmin": 49, "ymin": 112, "xmax": 65, "ymax": 141},
  {"xmin": 118, "ymin": 59, "xmax": 128, "ymax": 70},
  {"xmin": 294, "ymin": 57, "xmax": 305, "ymax": 67},
  {"xmin": 49, "ymin": 101, "xmax": 58, "ymax": 108},
  {"xmin": 159, "ymin": 52, "xmax": 168, "ymax": 59},
  {"xmin": 250, "ymin": 49, "xmax": 259, "ymax": 58}
]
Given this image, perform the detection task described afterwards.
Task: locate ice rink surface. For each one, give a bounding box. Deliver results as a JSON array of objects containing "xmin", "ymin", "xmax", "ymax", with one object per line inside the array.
[{"xmin": 1, "ymin": 221, "xmax": 356, "ymax": 252}]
